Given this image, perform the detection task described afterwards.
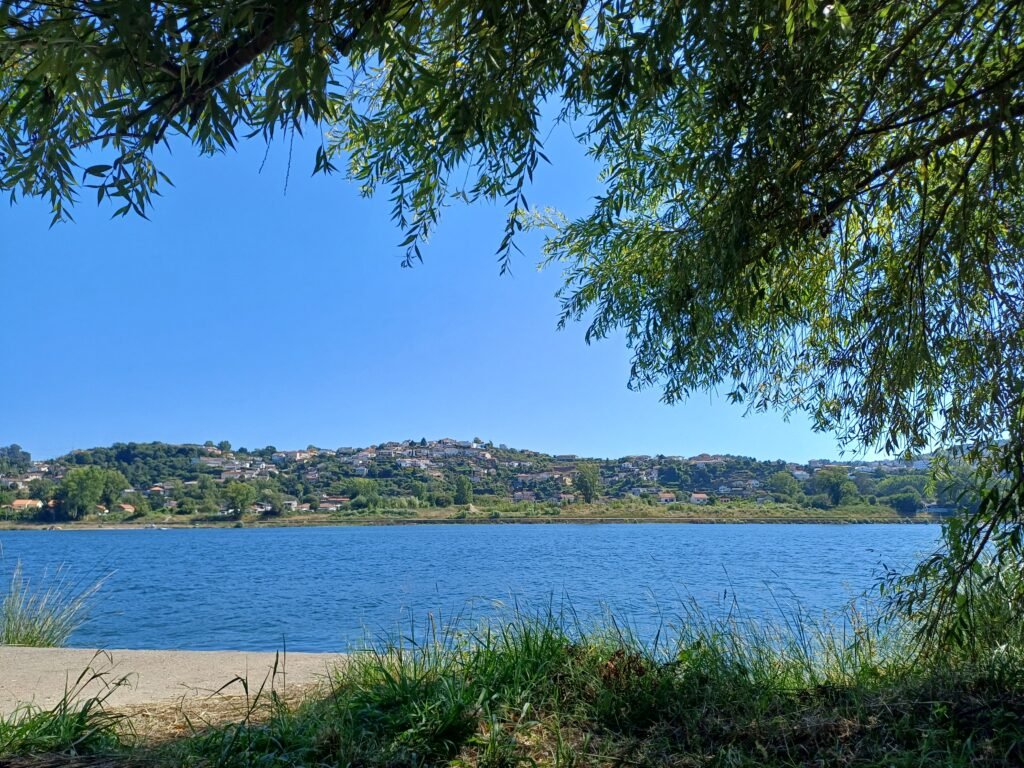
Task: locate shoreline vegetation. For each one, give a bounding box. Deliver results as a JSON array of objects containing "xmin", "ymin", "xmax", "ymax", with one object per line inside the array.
[
  {"xmin": 2, "ymin": 605, "xmax": 1022, "ymax": 767},
  {"xmin": 1, "ymin": 440, "xmax": 952, "ymax": 530},
  {"xmin": 0, "ymin": 501, "xmax": 946, "ymax": 531}
]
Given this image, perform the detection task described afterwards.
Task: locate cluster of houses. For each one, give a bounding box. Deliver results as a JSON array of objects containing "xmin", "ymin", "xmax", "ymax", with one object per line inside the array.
[
  {"xmin": 193, "ymin": 455, "xmax": 280, "ymax": 482},
  {"xmin": 0, "ymin": 461, "xmax": 62, "ymax": 490},
  {"xmin": 2, "ymin": 440, "xmax": 936, "ymax": 516}
]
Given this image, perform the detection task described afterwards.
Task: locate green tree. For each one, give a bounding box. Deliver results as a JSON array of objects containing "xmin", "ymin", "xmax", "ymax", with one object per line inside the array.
[
  {"xmin": 177, "ymin": 498, "xmax": 199, "ymax": 516},
  {"xmin": 454, "ymin": 475, "xmax": 473, "ymax": 506},
  {"xmin": 100, "ymin": 470, "xmax": 129, "ymax": 507},
  {"xmin": 8, "ymin": 0, "xmax": 1024, "ymax": 636},
  {"xmin": 122, "ymin": 492, "xmax": 151, "ymax": 516},
  {"xmin": 808, "ymin": 469, "xmax": 859, "ymax": 508},
  {"xmin": 345, "ymin": 478, "xmax": 378, "ymax": 498},
  {"xmin": 57, "ymin": 467, "xmax": 108, "ymax": 519},
  {"xmin": 0, "ymin": 445, "xmax": 31, "ymax": 474},
  {"xmin": 576, "ymin": 464, "xmax": 600, "ymax": 504},
  {"xmin": 198, "ymin": 497, "xmax": 221, "ymax": 517},
  {"xmin": 408, "ymin": 481, "xmax": 428, "ymax": 502},
  {"xmin": 889, "ymin": 491, "xmax": 925, "ymax": 516},
  {"xmin": 877, "ymin": 475, "xmax": 930, "ymax": 498},
  {"xmin": 26, "ymin": 477, "xmax": 55, "ymax": 503},
  {"xmin": 5, "ymin": 3, "xmax": 1024, "ymax": 459},
  {"xmin": 768, "ymin": 471, "xmax": 800, "ymax": 500},
  {"xmin": 224, "ymin": 482, "xmax": 256, "ymax": 516},
  {"xmin": 260, "ymin": 489, "xmax": 285, "ymax": 516}
]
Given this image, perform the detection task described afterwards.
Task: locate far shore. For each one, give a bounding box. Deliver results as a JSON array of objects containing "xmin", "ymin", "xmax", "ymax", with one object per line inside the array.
[{"xmin": 0, "ymin": 510, "xmax": 945, "ymax": 532}]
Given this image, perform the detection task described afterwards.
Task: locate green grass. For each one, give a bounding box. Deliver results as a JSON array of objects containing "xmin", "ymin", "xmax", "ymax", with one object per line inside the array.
[
  {"xmin": 154, "ymin": 606, "xmax": 1024, "ymax": 768},
  {"xmin": 3, "ymin": 602, "xmax": 1022, "ymax": 767},
  {"xmin": 0, "ymin": 657, "xmax": 131, "ymax": 758},
  {"xmin": 1, "ymin": 561, "xmax": 105, "ymax": 647}
]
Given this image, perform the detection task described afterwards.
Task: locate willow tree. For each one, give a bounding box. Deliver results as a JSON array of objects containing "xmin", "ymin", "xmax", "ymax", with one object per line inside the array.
[{"xmin": 4, "ymin": 0, "xmax": 1024, "ymax": 639}]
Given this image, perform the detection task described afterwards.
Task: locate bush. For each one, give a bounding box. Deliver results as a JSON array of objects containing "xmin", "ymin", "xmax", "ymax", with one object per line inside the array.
[{"xmin": 887, "ymin": 491, "xmax": 924, "ymax": 515}]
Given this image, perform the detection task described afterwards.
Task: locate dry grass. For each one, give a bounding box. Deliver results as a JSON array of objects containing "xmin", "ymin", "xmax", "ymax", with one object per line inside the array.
[{"xmin": 113, "ymin": 683, "xmax": 320, "ymax": 745}]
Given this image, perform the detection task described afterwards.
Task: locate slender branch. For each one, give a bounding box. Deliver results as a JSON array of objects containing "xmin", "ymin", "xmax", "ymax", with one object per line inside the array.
[{"xmin": 803, "ymin": 102, "xmax": 1024, "ymax": 231}]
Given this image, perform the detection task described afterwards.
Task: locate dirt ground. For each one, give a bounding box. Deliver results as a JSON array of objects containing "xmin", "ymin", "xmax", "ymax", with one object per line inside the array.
[{"xmin": 0, "ymin": 646, "xmax": 343, "ymax": 717}]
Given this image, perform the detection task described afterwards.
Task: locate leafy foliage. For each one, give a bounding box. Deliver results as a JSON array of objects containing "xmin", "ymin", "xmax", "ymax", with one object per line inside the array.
[
  {"xmin": 453, "ymin": 474, "xmax": 473, "ymax": 505},
  {"xmin": 6, "ymin": 0, "xmax": 1024, "ymax": 634},
  {"xmin": 56, "ymin": 466, "xmax": 128, "ymax": 520},
  {"xmin": 65, "ymin": 442, "xmax": 209, "ymax": 488},
  {"xmin": 0, "ymin": 445, "xmax": 31, "ymax": 475},
  {"xmin": 575, "ymin": 462, "xmax": 600, "ymax": 503},
  {"xmin": 4, "ymin": 1, "xmax": 1023, "ymax": 457}
]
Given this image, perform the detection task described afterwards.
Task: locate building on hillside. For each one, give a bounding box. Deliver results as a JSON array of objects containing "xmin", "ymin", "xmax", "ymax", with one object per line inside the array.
[
  {"xmin": 272, "ymin": 450, "xmax": 313, "ymax": 464},
  {"xmin": 689, "ymin": 492, "xmax": 710, "ymax": 504},
  {"xmin": 9, "ymin": 498, "xmax": 43, "ymax": 512}
]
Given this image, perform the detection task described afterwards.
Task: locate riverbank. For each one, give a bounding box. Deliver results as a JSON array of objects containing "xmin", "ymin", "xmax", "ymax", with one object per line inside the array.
[
  {"xmin": 2, "ymin": 612, "xmax": 1021, "ymax": 767},
  {"xmin": 0, "ymin": 647, "xmax": 342, "ymax": 716},
  {"xmin": 0, "ymin": 503, "xmax": 944, "ymax": 530}
]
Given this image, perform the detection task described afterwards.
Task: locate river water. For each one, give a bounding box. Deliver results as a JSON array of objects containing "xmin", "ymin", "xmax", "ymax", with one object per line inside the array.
[{"xmin": 0, "ymin": 523, "xmax": 941, "ymax": 651}]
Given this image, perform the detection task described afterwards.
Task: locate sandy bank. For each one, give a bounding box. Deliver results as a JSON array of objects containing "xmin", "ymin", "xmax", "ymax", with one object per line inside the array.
[{"xmin": 0, "ymin": 646, "xmax": 343, "ymax": 716}]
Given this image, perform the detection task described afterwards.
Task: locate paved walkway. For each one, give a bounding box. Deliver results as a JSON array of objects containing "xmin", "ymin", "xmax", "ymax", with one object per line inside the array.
[{"xmin": 0, "ymin": 646, "xmax": 343, "ymax": 715}]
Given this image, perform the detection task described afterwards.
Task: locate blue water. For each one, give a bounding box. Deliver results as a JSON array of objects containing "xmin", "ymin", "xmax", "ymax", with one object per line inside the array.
[{"xmin": 0, "ymin": 524, "xmax": 941, "ymax": 652}]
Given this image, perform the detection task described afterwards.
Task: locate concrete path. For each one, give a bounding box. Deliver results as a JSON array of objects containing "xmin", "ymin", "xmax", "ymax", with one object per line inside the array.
[{"xmin": 0, "ymin": 646, "xmax": 344, "ymax": 715}]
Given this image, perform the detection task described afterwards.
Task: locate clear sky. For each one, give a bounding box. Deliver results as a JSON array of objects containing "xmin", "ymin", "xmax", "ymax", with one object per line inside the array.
[{"xmin": 2, "ymin": 125, "xmax": 860, "ymax": 463}]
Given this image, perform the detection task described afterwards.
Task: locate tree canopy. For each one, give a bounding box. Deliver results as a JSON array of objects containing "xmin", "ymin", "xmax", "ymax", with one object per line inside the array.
[
  {"xmin": 5, "ymin": 1, "xmax": 1021, "ymax": 453},
  {"xmin": 5, "ymin": 0, "xmax": 1024, "ymax": 637},
  {"xmin": 576, "ymin": 463, "xmax": 601, "ymax": 503},
  {"xmin": 57, "ymin": 466, "xmax": 128, "ymax": 519}
]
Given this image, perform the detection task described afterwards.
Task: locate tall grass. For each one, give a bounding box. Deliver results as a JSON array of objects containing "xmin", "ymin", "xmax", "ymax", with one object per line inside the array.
[
  {"xmin": 162, "ymin": 604, "xmax": 1024, "ymax": 768},
  {"xmin": 1, "ymin": 561, "xmax": 105, "ymax": 647},
  {"xmin": 0, "ymin": 656, "xmax": 131, "ymax": 758},
  {"xmin": 1, "ymin": 593, "xmax": 1020, "ymax": 766}
]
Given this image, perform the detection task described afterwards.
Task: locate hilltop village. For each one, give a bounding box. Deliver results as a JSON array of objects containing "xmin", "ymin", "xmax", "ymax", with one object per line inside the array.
[{"xmin": 0, "ymin": 439, "xmax": 954, "ymax": 524}]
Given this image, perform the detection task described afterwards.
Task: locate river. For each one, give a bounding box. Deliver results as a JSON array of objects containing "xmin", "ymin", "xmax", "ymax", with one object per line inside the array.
[{"xmin": 0, "ymin": 523, "xmax": 941, "ymax": 651}]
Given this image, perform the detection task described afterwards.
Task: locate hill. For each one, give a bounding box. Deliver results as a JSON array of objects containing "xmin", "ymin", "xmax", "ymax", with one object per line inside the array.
[{"xmin": 0, "ymin": 439, "xmax": 952, "ymax": 524}]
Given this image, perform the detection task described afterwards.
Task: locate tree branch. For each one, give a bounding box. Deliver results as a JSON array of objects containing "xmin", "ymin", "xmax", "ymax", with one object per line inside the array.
[{"xmin": 804, "ymin": 102, "xmax": 1024, "ymax": 231}]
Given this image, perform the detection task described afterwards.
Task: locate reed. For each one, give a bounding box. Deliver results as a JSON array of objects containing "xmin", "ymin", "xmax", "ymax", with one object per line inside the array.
[{"xmin": 1, "ymin": 561, "xmax": 105, "ymax": 647}]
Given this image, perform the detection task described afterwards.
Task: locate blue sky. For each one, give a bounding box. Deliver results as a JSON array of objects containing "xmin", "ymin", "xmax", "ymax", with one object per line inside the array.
[{"xmin": 2, "ymin": 125, "xmax": 857, "ymax": 462}]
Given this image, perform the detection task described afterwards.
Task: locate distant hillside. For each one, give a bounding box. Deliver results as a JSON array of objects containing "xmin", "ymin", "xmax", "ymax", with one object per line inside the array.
[{"xmin": 0, "ymin": 439, "xmax": 953, "ymax": 522}]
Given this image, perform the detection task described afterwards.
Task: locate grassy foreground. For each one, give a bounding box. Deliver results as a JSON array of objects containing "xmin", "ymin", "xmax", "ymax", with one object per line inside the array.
[{"xmin": 3, "ymin": 608, "xmax": 1023, "ymax": 767}]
